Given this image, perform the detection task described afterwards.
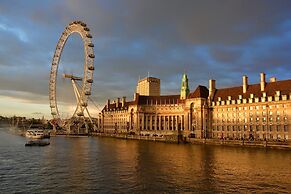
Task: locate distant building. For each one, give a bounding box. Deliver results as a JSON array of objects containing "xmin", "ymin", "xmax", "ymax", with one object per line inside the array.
[
  {"xmin": 136, "ymin": 77, "xmax": 160, "ymax": 96},
  {"xmin": 99, "ymin": 73, "xmax": 291, "ymax": 142}
]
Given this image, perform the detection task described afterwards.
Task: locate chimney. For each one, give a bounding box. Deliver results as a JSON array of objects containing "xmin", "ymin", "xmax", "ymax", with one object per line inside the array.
[
  {"xmin": 116, "ymin": 98, "xmax": 120, "ymax": 108},
  {"xmin": 269, "ymin": 77, "xmax": 276, "ymax": 82},
  {"xmin": 107, "ymin": 99, "xmax": 110, "ymax": 109},
  {"xmin": 243, "ymin": 75, "xmax": 248, "ymax": 93},
  {"xmin": 260, "ymin": 72, "xmax": 266, "ymax": 92},
  {"xmin": 209, "ymin": 79, "xmax": 216, "ymax": 100},
  {"xmin": 122, "ymin": 96, "xmax": 126, "ymax": 107}
]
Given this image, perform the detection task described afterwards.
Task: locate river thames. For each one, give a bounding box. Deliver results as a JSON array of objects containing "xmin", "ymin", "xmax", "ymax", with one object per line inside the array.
[{"xmin": 0, "ymin": 128, "xmax": 290, "ymax": 193}]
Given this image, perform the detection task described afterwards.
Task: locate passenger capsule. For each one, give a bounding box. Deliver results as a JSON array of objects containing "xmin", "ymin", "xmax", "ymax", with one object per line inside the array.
[
  {"xmin": 81, "ymin": 23, "xmax": 86, "ymax": 27},
  {"xmin": 86, "ymin": 34, "xmax": 92, "ymax": 38},
  {"xmin": 87, "ymin": 79, "xmax": 93, "ymax": 83},
  {"xmin": 88, "ymin": 66, "xmax": 95, "ymax": 71},
  {"xmin": 85, "ymin": 91, "xmax": 91, "ymax": 95},
  {"xmin": 88, "ymin": 54, "xmax": 95, "ymax": 58},
  {"xmin": 84, "ymin": 27, "xmax": 90, "ymax": 31},
  {"xmin": 88, "ymin": 43, "xmax": 94, "ymax": 47}
]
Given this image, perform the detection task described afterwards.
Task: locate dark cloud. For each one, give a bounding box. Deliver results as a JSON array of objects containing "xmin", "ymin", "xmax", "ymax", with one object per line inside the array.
[{"xmin": 0, "ymin": 0, "xmax": 291, "ymax": 117}]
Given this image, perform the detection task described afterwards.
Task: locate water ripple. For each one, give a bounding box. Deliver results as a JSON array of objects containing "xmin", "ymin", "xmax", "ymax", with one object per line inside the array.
[{"xmin": 0, "ymin": 130, "xmax": 290, "ymax": 193}]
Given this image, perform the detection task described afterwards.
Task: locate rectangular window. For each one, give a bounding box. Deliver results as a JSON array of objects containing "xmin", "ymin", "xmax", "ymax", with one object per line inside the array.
[
  {"xmin": 284, "ymin": 125, "xmax": 288, "ymax": 132},
  {"xmin": 256, "ymin": 125, "xmax": 260, "ymax": 131}
]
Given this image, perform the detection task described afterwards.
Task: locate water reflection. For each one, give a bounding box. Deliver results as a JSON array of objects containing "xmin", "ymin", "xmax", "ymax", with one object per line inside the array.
[{"xmin": 0, "ymin": 129, "xmax": 290, "ymax": 193}]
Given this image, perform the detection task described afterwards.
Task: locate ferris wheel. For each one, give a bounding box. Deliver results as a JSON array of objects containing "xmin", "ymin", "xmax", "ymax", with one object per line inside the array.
[{"xmin": 49, "ymin": 21, "xmax": 95, "ymax": 131}]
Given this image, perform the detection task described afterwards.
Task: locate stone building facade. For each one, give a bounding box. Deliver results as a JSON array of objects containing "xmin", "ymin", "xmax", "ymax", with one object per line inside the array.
[
  {"xmin": 100, "ymin": 73, "xmax": 291, "ymax": 141},
  {"xmin": 136, "ymin": 77, "xmax": 160, "ymax": 96}
]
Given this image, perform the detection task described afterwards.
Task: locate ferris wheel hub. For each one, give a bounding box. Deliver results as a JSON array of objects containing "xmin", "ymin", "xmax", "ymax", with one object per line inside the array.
[{"xmin": 62, "ymin": 73, "xmax": 83, "ymax": 81}]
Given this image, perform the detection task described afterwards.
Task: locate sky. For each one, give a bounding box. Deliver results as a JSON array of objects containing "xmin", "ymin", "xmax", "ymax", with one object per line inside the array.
[{"xmin": 0, "ymin": 0, "xmax": 291, "ymax": 118}]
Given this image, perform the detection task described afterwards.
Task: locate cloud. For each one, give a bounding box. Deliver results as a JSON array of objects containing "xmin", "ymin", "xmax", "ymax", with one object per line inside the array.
[{"xmin": 0, "ymin": 0, "xmax": 291, "ymax": 117}]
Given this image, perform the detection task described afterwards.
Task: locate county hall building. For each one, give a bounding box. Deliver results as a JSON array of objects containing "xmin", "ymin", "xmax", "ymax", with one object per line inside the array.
[{"xmin": 99, "ymin": 73, "xmax": 291, "ymax": 141}]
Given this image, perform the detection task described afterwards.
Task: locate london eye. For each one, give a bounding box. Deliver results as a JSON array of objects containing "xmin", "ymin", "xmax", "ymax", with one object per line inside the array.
[{"xmin": 49, "ymin": 21, "xmax": 95, "ymax": 133}]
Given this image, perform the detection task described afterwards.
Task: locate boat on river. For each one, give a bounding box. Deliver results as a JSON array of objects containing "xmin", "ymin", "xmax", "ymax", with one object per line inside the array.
[
  {"xmin": 25, "ymin": 129, "xmax": 50, "ymax": 139},
  {"xmin": 25, "ymin": 140, "xmax": 50, "ymax": 146}
]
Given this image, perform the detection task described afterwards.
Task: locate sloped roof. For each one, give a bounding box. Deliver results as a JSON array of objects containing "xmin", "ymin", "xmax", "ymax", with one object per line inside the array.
[
  {"xmin": 102, "ymin": 94, "xmax": 182, "ymax": 111},
  {"xmin": 188, "ymin": 85, "xmax": 209, "ymax": 98},
  {"xmin": 213, "ymin": 79, "xmax": 291, "ymax": 101}
]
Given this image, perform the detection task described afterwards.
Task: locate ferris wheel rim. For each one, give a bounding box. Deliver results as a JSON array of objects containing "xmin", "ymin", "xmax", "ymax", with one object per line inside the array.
[{"xmin": 49, "ymin": 20, "xmax": 95, "ymax": 122}]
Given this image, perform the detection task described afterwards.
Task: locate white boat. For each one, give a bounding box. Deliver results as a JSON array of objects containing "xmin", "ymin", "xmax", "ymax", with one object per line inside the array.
[{"xmin": 25, "ymin": 129, "xmax": 45, "ymax": 139}]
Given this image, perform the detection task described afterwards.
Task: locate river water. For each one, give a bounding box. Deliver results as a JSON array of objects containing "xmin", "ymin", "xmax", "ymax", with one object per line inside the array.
[{"xmin": 0, "ymin": 127, "xmax": 290, "ymax": 193}]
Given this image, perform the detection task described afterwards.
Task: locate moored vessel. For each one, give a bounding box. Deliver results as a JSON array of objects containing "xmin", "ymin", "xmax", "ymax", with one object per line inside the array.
[
  {"xmin": 25, "ymin": 129, "xmax": 45, "ymax": 139},
  {"xmin": 25, "ymin": 140, "xmax": 50, "ymax": 146}
]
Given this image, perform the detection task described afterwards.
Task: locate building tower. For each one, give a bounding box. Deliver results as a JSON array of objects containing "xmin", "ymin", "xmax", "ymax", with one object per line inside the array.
[
  {"xmin": 136, "ymin": 76, "xmax": 160, "ymax": 96},
  {"xmin": 180, "ymin": 73, "xmax": 190, "ymax": 99}
]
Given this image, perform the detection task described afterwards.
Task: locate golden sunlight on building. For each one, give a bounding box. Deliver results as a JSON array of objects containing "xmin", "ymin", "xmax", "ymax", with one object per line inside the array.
[{"xmin": 98, "ymin": 73, "xmax": 290, "ymax": 142}]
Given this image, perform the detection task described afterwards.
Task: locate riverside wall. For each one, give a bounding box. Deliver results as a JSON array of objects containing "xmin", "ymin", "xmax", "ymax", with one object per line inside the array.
[{"xmin": 89, "ymin": 132, "xmax": 291, "ymax": 150}]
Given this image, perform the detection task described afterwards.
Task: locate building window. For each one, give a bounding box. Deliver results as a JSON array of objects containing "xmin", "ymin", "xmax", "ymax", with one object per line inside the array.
[
  {"xmin": 276, "ymin": 125, "xmax": 280, "ymax": 132},
  {"xmin": 284, "ymin": 125, "xmax": 288, "ymax": 132},
  {"xmin": 256, "ymin": 125, "xmax": 260, "ymax": 131},
  {"xmin": 244, "ymin": 125, "xmax": 247, "ymax": 131}
]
